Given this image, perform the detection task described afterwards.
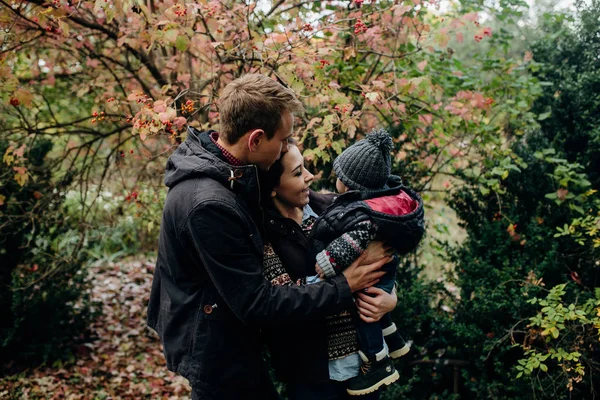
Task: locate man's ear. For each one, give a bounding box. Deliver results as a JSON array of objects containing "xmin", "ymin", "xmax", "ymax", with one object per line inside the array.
[
  {"xmin": 247, "ymin": 129, "xmax": 265, "ymax": 152},
  {"xmin": 271, "ymin": 190, "xmax": 277, "ymax": 198}
]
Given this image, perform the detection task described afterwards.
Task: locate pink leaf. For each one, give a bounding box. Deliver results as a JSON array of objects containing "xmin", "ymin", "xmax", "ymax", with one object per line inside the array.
[
  {"xmin": 177, "ymin": 74, "xmax": 191, "ymax": 84},
  {"xmin": 86, "ymin": 58, "xmax": 100, "ymax": 68},
  {"xmin": 153, "ymin": 100, "xmax": 167, "ymax": 113},
  {"xmin": 173, "ymin": 117, "xmax": 187, "ymax": 129}
]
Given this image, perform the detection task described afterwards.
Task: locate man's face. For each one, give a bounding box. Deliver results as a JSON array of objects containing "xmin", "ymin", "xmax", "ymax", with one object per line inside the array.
[{"xmin": 250, "ymin": 111, "xmax": 294, "ymax": 171}]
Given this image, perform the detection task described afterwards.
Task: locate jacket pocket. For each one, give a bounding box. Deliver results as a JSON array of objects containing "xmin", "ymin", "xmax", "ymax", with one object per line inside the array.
[{"xmin": 189, "ymin": 301, "xmax": 261, "ymax": 388}]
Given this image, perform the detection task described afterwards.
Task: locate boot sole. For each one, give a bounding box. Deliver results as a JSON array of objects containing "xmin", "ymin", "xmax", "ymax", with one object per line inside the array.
[
  {"xmin": 389, "ymin": 344, "xmax": 410, "ymax": 359},
  {"xmin": 346, "ymin": 370, "xmax": 400, "ymax": 396}
]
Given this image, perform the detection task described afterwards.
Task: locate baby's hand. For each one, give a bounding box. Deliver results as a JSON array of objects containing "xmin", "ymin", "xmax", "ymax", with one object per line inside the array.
[{"xmin": 315, "ymin": 263, "xmax": 326, "ymax": 279}]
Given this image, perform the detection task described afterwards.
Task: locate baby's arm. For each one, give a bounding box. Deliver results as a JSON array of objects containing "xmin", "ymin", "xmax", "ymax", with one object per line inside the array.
[{"xmin": 315, "ymin": 219, "xmax": 377, "ymax": 278}]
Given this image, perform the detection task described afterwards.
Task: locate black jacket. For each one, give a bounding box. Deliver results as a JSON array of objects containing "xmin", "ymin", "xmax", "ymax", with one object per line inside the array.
[
  {"xmin": 146, "ymin": 128, "xmax": 354, "ymax": 396},
  {"xmin": 261, "ymin": 191, "xmax": 340, "ymax": 384},
  {"xmin": 310, "ymin": 175, "xmax": 425, "ymax": 257}
]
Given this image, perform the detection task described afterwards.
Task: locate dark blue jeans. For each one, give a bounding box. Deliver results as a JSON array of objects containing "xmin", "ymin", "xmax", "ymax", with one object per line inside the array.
[{"xmin": 356, "ymin": 260, "xmax": 396, "ymax": 357}]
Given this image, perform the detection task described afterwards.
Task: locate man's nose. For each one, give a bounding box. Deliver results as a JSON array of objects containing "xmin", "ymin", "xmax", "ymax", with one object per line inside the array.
[{"xmin": 281, "ymin": 141, "xmax": 290, "ymax": 154}]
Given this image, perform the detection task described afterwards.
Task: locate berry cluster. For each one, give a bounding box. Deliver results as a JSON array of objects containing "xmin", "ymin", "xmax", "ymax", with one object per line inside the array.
[
  {"xmin": 354, "ymin": 19, "xmax": 367, "ymax": 34},
  {"xmin": 302, "ymin": 23, "xmax": 313, "ymax": 32},
  {"xmin": 164, "ymin": 120, "xmax": 174, "ymax": 134},
  {"xmin": 133, "ymin": 119, "xmax": 160, "ymax": 131},
  {"xmin": 173, "ymin": 4, "xmax": 187, "ymax": 17},
  {"xmin": 125, "ymin": 191, "xmax": 138, "ymax": 202},
  {"xmin": 203, "ymin": 3, "xmax": 218, "ymax": 18},
  {"xmin": 354, "ymin": 0, "xmax": 364, "ymax": 6},
  {"xmin": 180, "ymin": 99, "xmax": 194, "ymax": 114},
  {"xmin": 45, "ymin": 25, "xmax": 60, "ymax": 34},
  {"xmin": 333, "ymin": 104, "xmax": 351, "ymax": 113},
  {"xmin": 91, "ymin": 111, "xmax": 106, "ymax": 123},
  {"xmin": 10, "ymin": 97, "xmax": 19, "ymax": 107},
  {"xmin": 317, "ymin": 59, "xmax": 330, "ymax": 69},
  {"xmin": 107, "ymin": 97, "xmax": 115, "ymax": 103}
]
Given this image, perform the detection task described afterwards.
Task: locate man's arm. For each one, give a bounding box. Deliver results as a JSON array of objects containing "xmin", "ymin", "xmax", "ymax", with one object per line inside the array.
[{"xmin": 186, "ymin": 200, "xmax": 384, "ymax": 325}]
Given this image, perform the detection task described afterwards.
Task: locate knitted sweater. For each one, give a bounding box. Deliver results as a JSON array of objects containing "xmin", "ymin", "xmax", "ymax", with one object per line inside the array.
[
  {"xmin": 312, "ymin": 176, "xmax": 425, "ymax": 278},
  {"xmin": 262, "ymin": 210, "xmax": 358, "ymax": 361}
]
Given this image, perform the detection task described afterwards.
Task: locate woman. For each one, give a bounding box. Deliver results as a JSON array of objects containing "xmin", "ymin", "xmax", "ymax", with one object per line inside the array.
[{"xmin": 260, "ymin": 143, "xmax": 398, "ymax": 400}]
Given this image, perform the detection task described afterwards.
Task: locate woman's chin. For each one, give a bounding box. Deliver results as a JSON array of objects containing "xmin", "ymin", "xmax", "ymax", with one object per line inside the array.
[{"xmin": 294, "ymin": 198, "xmax": 309, "ymax": 208}]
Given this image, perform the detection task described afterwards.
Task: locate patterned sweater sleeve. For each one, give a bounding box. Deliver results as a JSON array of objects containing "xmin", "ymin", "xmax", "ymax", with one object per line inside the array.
[
  {"xmin": 263, "ymin": 242, "xmax": 305, "ymax": 286},
  {"xmin": 316, "ymin": 219, "xmax": 377, "ymax": 278}
]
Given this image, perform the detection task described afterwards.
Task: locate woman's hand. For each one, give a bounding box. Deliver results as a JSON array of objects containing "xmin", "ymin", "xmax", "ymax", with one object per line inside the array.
[
  {"xmin": 356, "ymin": 286, "xmax": 397, "ymax": 323},
  {"xmin": 362, "ymin": 240, "xmax": 394, "ymax": 265}
]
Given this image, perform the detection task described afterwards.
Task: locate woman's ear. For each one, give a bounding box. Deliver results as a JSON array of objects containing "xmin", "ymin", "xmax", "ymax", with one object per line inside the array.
[{"xmin": 247, "ymin": 129, "xmax": 265, "ymax": 152}]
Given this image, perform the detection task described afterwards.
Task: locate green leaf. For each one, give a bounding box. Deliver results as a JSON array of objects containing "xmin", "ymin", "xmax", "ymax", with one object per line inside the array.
[
  {"xmin": 570, "ymin": 204, "xmax": 585, "ymax": 215},
  {"xmin": 538, "ymin": 111, "xmax": 551, "ymax": 121},
  {"xmin": 175, "ymin": 35, "xmax": 190, "ymax": 52},
  {"xmin": 165, "ymin": 29, "xmax": 179, "ymax": 43}
]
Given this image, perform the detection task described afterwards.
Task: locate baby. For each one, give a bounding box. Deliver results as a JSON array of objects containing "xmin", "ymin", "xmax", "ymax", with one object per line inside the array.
[{"xmin": 310, "ymin": 129, "xmax": 425, "ymax": 396}]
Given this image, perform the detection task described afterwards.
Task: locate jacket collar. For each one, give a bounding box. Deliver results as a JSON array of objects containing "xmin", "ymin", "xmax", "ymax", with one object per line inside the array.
[{"xmin": 164, "ymin": 127, "xmax": 261, "ymax": 206}]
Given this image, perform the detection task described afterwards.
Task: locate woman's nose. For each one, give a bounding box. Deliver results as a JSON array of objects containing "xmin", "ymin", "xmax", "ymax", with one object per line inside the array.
[{"xmin": 305, "ymin": 171, "xmax": 314, "ymax": 183}]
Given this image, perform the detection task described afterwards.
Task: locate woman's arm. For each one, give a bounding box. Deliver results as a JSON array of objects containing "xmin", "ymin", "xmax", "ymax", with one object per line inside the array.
[{"xmin": 355, "ymin": 285, "xmax": 397, "ymax": 323}]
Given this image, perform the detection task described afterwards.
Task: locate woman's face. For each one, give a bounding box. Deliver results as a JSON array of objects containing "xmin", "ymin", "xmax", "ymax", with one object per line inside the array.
[{"xmin": 273, "ymin": 145, "xmax": 314, "ymax": 208}]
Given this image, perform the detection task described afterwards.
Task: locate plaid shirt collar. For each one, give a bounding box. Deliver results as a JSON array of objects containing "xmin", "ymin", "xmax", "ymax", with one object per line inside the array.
[{"xmin": 210, "ymin": 131, "xmax": 244, "ymax": 167}]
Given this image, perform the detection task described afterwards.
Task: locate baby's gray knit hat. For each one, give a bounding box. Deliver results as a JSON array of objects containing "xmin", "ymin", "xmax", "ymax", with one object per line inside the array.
[{"xmin": 333, "ymin": 129, "xmax": 393, "ymax": 191}]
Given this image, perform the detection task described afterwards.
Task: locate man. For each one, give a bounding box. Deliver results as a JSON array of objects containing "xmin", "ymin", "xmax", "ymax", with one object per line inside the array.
[{"xmin": 147, "ymin": 74, "xmax": 390, "ymax": 399}]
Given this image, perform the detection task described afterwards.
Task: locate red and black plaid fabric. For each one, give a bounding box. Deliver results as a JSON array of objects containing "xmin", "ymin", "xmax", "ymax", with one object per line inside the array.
[{"xmin": 210, "ymin": 131, "xmax": 244, "ymax": 166}]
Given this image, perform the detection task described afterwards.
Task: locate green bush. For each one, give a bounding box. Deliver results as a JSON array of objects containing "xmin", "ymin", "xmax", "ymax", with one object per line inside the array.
[
  {"xmin": 426, "ymin": 3, "xmax": 600, "ymax": 396},
  {"xmin": 381, "ymin": 3, "xmax": 600, "ymax": 398},
  {"xmin": 62, "ymin": 184, "xmax": 166, "ymax": 265},
  {"xmin": 0, "ymin": 138, "xmax": 96, "ymax": 367}
]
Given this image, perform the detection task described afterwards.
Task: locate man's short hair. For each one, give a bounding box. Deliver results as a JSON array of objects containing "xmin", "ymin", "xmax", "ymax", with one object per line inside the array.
[{"xmin": 219, "ymin": 74, "xmax": 304, "ymax": 144}]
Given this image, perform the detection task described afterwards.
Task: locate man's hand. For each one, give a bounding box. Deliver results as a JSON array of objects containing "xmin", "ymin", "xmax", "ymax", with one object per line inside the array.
[
  {"xmin": 356, "ymin": 286, "xmax": 397, "ymax": 323},
  {"xmin": 362, "ymin": 240, "xmax": 394, "ymax": 265},
  {"xmin": 342, "ymin": 252, "xmax": 392, "ymax": 292}
]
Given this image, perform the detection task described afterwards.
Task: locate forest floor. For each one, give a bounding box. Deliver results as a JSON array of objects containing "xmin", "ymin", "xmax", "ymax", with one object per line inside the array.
[{"xmin": 0, "ymin": 257, "xmax": 192, "ymax": 399}]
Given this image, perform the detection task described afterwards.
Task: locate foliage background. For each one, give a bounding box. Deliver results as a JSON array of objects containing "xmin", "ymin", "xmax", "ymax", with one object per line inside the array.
[{"xmin": 1, "ymin": 0, "xmax": 599, "ymax": 398}]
